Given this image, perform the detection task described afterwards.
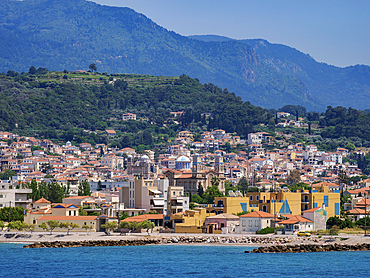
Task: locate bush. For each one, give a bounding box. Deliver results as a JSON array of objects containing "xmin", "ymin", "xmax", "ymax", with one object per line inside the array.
[{"xmin": 256, "ymin": 227, "xmax": 274, "ymax": 234}]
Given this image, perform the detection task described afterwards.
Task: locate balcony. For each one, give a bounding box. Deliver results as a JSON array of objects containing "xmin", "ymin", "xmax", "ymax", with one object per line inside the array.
[
  {"xmin": 301, "ymin": 199, "xmax": 310, "ymax": 204},
  {"xmin": 15, "ymin": 198, "xmax": 32, "ymax": 203}
]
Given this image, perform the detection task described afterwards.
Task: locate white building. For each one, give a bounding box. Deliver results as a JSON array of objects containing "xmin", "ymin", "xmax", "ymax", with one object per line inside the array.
[
  {"xmin": 239, "ymin": 211, "xmax": 275, "ymax": 233},
  {"xmin": 0, "ymin": 182, "xmax": 32, "ymax": 209}
]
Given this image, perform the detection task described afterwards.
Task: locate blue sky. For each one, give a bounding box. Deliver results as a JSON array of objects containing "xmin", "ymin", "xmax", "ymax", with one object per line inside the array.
[{"xmin": 91, "ymin": 0, "xmax": 370, "ymax": 67}]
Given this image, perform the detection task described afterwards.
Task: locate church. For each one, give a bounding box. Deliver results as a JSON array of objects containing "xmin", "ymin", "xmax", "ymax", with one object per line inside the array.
[{"xmin": 164, "ymin": 154, "xmax": 226, "ymax": 194}]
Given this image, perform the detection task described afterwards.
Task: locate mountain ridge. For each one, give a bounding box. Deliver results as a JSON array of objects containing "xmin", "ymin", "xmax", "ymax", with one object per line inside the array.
[{"xmin": 0, "ymin": 0, "xmax": 369, "ymax": 111}]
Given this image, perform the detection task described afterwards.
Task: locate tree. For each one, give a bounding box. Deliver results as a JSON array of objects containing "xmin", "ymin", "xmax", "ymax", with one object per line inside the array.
[
  {"xmin": 0, "ymin": 221, "xmax": 5, "ymax": 232},
  {"xmin": 197, "ymin": 183, "xmax": 204, "ymax": 197},
  {"xmin": 59, "ymin": 222, "xmax": 74, "ymax": 235},
  {"xmin": 82, "ymin": 224, "xmax": 92, "ymax": 235},
  {"xmin": 0, "ymin": 207, "xmax": 25, "ymax": 222},
  {"xmin": 119, "ymin": 221, "xmax": 140, "ymax": 232},
  {"xmin": 190, "ymin": 194, "xmax": 203, "ymax": 204},
  {"xmin": 287, "ymin": 169, "xmax": 301, "ymax": 186},
  {"xmin": 78, "ymin": 180, "xmax": 91, "ymax": 196},
  {"xmin": 59, "ymin": 222, "xmax": 80, "ymax": 234},
  {"xmin": 0, "ymin": 169, "xmax": 16, "ymax": 180},
  {"xmin": 140, "ymin": 220, "xmax": 155, "ymax": 235},
  {"xmin": 338, "ymin": 169, "xmax": 350, "ymax": 187},
  {"xmin": 345, "ymin": 142, "xmax": 356, "ymax": 152},
  {"xmin": 39, "ymin": 220, "xmax": 60, "ymax": 235},
  {"xmin": 119, "ymin": 212, "xmax": 130, "ymax": 220},
  {"xmin": 8, "ymin": 221, "xmax": 22, "ymax": 232},
  {"xmin": 89, "ymin": 63, "xmax": 97, "ymax": 72},
  {"xmin": 29, "ymin": 66, "xmax": 37, "ymax": 74},
  {"xmin": 101, "ymin": 221, "xmax": 118, "ymax": 235},
  {"xmin": 202, "ymin": 184, "xmax": 224, "ymax": 204},
  {"xmin": 97, "ymin": 180, "xmax": 103, "ymax": 191},
  {"xmin": 78, "ymin": 206, "xmax": 87, "ymax": 216}
]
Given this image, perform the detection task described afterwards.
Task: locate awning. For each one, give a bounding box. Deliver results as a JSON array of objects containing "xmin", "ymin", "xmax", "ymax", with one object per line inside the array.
[
  {"xmin": 149, "ymin": 189, "xmax": 162, "ymax": 194},
  {"xmin": 153, "ymin": 199, "xmax": 165, "ymax": 206}
]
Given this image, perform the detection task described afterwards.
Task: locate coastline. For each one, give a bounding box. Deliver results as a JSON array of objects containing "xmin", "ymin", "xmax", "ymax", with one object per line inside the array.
[{"xmin": 2, "ymin": 231, "xmax": 370, "ymax": 249}]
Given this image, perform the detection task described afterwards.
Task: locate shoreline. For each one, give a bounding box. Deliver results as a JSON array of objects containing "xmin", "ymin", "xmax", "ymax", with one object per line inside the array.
[{"xmin": 2, "ymin": 232, "xmax": 370, "ymax": 249}]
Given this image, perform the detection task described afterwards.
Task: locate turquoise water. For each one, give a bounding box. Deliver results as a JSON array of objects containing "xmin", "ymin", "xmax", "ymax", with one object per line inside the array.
[{"xmin": 1, "ymin": 243, "xmax": 370, "ymax": 277}]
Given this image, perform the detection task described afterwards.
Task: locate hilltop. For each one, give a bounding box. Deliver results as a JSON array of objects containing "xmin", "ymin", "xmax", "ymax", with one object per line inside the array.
[{"xmin": 0, "ymin": 0, "xmax": 322, "ymax": 110}]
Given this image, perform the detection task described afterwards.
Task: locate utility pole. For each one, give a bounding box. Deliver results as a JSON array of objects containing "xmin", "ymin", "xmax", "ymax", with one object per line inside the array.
[
  {"xmin": 365, "ymin": 193, "xmax": 367, "ymax": 236},
  {"xmin": 8, "ymin": 201, "xmax": 11, "ymax": 223},
  {"xmin": 274, "ymin": 194, "xmax": 276, "ymax": 235}
]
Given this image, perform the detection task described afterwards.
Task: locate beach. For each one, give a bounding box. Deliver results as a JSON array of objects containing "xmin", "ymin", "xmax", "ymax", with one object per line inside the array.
[{"xmin": 2, "ymin": 231, "xmax": 370, "ymax": 248}]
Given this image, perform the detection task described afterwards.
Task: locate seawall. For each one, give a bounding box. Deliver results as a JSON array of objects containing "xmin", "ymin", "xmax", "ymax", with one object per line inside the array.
[
  {"xmin": 247, "ymin": 243, "xmax": 370, "ymax": 253},
  {"xmin": 23, "ymin": 235, "xmax": 295, "ymax": 248}
]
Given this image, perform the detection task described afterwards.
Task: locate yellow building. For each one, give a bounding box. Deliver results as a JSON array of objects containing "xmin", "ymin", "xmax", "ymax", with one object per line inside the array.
[
  {"xmin": 246, "ymin": 184, "xmax": 340, "ymax": 218},
  {"xmin": 201, "ymin": 196, "xmax": 255, "ymax": 215},
  {"xmin": 170, "ymin": 208, "xmax": 215, "ymax": 233},
  {"xmin": 24, "ymin": 197, "xmax": 97, "ymax": 232},
  {"xmin": 35, "ymin": 215, "xmax": 97, "ymax": 232}
]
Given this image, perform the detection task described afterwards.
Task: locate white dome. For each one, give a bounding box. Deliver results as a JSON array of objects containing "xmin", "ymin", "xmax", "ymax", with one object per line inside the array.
[
  {"xmin": 140, "ymin": 155, "xmax": 150, "ymax": 161},
  {"xmin": 176, "ymin": 156, "xmax": 190, "ymax": 162}
]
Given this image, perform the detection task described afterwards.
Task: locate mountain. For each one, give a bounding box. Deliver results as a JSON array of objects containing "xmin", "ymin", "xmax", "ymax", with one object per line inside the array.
[
  {"xmin": 0, "ymin": 0, "xmax": 369, "ymax": 111},
  {"xmin": 191, "ymin": 35, "xmax": 370, "ymax": 111}
]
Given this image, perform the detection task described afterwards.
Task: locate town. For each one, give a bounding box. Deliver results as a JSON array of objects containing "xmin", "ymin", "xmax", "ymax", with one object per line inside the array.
[{"xmin": 0, "ymin": 115, "xmax": 368, "ymax": 236}]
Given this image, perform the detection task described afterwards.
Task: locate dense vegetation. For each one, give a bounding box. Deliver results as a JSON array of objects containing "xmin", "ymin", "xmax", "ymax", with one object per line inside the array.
[
  {"xmin": 2, "ymin": 68, "xmax": 370, "ymax": 157},
  {"xmin": 0, "ymin": 70, "xmax": 268, "ymax": 149},
  {"xmin": 0, "ymin": 0, "xmax": 334, "ymax": 111}
]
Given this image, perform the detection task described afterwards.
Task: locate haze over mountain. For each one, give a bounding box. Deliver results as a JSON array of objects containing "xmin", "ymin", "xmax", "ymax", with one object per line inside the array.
[{"xmin": 0, "ymin": 0, "xmax": 369, "ymax": 111}]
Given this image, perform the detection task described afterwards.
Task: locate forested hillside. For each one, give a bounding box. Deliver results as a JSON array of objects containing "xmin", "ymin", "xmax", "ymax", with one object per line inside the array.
[
  {"xmin": 2, "ymin": 69, "xmax": 370, "ymax": 152},
  {"xmin": 0, "ymin": 70, "xmax": 267, "ymax": 148},
  {"xmin": 0, "ymin": 0, "xmax": 317, "ymax": 110}
]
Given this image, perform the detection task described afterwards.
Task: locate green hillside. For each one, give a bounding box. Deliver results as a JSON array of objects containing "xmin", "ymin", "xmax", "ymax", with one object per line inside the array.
[
  {"xmin": 0, "ymin": 0, "xmax": 317, "ymax": 110},
  {"xmin": 0, "ymin": 70, "xmax": 268, "ymax": 148}
]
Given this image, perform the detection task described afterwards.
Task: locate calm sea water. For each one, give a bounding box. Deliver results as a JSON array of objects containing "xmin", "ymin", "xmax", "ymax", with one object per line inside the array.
[{"xmin": 1, "ymin": 243, "xmax": 370, "ymax": 278}]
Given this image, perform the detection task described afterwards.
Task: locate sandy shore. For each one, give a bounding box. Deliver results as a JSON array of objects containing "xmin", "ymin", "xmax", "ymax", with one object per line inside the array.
[{"xmin": 2, "ymin": 231, "xmax": 370, "ymax": 247}]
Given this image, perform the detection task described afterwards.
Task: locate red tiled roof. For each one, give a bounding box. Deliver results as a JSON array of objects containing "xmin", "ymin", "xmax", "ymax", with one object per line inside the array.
[
  {"xmin": 34, "ymin": 197, "xmax": 51, "ymax": 204},
  {"xmin": 279, "ymin": 215, "xmax": 313, "ymax": 224},
  {"xmin": 121, "ymin": 214, "xmax": 163, "ymax": 222},
  {"xmin": 239, "ymin": 211, "xmax": 274, "ymax": 218},
  {"xmin": 37, "ymin": 215, "xmax": 97, "ymax": 221}
]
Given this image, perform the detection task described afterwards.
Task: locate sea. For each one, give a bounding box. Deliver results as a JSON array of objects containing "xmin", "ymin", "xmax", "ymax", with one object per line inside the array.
[{"xmin": 1, "ymin": 243, "xmax": 370, "ymax": 278}]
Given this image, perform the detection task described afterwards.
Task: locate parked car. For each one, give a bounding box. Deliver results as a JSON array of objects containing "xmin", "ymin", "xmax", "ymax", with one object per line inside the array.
[{"xmin": 297, "ymin": 231, "xmax": 311, "ymax": 237}]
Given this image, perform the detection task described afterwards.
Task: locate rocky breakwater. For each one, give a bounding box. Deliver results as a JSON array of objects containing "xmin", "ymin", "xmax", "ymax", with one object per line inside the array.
[
  {"xmin": 246, "ymin": 243, "xmax": 370, "ymax": 253},
  {"xmin": 161, "ymin": 236, "xmax": 294, "ymax": 245},
  {"xmin": 24, "ymin": 238, "xmax": 162, "ymax": 248},
  {"xmin": 23, "ymin": 235, "xmax": 297, "ymax": 248}
]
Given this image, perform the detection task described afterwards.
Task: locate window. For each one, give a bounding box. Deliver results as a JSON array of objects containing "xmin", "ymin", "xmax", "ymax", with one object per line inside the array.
[
  {"xmin": 173, "ymin": 192, "xmax": 175, "ymax": 196},
  {"xmin": 248, "ymin": 220, "xmax": 252, "ymax": 227},
  {"xmin": 335, "ymin": 203, "xmax": 340, "ymax": 215},
  {"xmin": 324, "ymin": 195, "xmax": 329, "ymax": 207},
  {"xmin": 255, "ymin": 220, "xmax": 258, "ymax": 227},
  {"xmin": 249, "ymin": 196, "xmax": 253, "ymax": 201},
  {"xmin": 256, "ymin": 196, "xmax": 259, "ymax": 201},
  {"xmin": 0, "ymin": 195, "xmax": 3, "ymax": 198}
]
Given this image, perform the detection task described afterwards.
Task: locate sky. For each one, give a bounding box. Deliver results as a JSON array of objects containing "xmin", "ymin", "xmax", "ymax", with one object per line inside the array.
[{"xmin": 91, "ymin": 0, "xmax": 370, "ymax": 68}]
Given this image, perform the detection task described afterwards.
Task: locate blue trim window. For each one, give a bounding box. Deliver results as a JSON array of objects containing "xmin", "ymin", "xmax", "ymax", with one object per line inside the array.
[
  {"xmin": 313, "ymin": 203, "xmax": 318, "ymax": 208},
  {"xmin": 335, "ymin": 203, "xmax": 340, "ymax": 215},
  {"xmin": 324, "ymin": 195, "xmax": 329, "ymax": 207}
]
